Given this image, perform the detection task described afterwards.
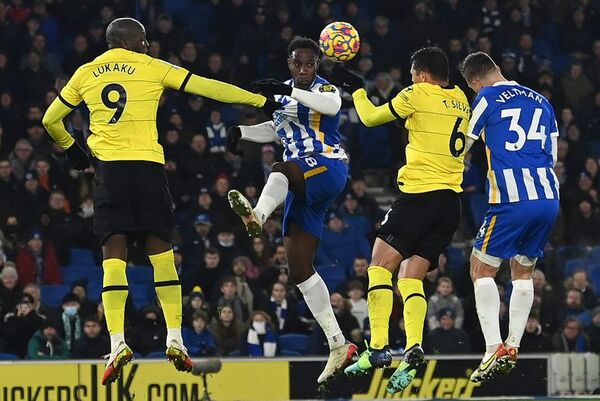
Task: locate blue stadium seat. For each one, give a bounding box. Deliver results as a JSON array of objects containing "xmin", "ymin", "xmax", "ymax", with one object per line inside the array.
[
  {"xmin": 87, "ymin": 283, "xmax": 103, "ymax": 303},
  {"xmin": 61, "ymin": 266, "xmax": 103, "ymax": 284},
  {"xmin": 144, "ymin": 351, "xmax": 166, "ymax": 359},
  {"xmin": 67, "ymin": 248, "xmax": 95, "ymax": 267},
  {"xmin": 280, "ymin": 349, "xmax": 301, "ymax": 356},
  {"xmin": 315, "ymin": 264, "xmax": 347, "ymax": 292},
  {"xmin": 591, "ymin": 247, "xmax": 600, "ymax": 263},
  {"xmin": 130, "ymin": 284, "xmax": 152, "ymax": 309},
  {"xmin": 588, "ymin": 264, "xmax": 600, "ymax": 293},
  {"xmin": 127, "ymin": 266, "xmax": 153, "ymax": 284},
  {"xmin": 41, "ymin": 284, "xmax": 70, "ymax": 308},
  {"xmin": 0, "ymin": 353, "xmax": 18, "ymax": 360},
  {"xmin": 278, "ymin": 334, "xmax": 309, "ymax": 354},
  {"xmin": 564, "ymin": 258, "xmax": 590, "ymax": 278},
  {"xmin": 469, "ymin": 193, "xmax": 488, "ymax": 230}
]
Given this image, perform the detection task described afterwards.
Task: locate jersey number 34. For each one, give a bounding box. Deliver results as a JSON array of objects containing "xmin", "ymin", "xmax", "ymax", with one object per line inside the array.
[{"xmin": 501, "ymin": 108, "xmax": 546, "ymax": 151}]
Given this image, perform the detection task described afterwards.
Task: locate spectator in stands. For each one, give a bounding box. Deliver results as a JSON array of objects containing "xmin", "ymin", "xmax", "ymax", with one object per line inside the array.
[
  {"xmin": 3, "ymin": 293, "xmax": 45, "ymax": 358},
  {"xmin": 70, "ymin": 316, "xmax": 110, "ymax": 359},
  {"xmin": 567, "ymin": 198, "xmax": 600, "ymax": 246},
  {"xmin": 182, "ymin": 286, "xmax": 209, "ymax": 328},
  {"xmin": 208, "ymin": 305, "xmax": 243, "ymax": 356},
  {"xmin": 8, "ymin": 139, "xmax": 34, "ymax": 182},
  {"xmin": 340, "ymin": 256, "xmax": 369, "ymax": 294},
  {"xmin": 15, "ymin": 229, "xmax": 61, "ymax": 285},
  {"xmin": 45, "ymin": 189, "xmax": 84, "ymax": 265},
  {"xmin": 587, "ymin": 307, "xmax": 600, "ymax": 353},
  {"xmin": 56, "ymin": 293, "xmax": 82, "ymax": 352},
  {"xmin": 206, "ymin": 110, "xmax": 227, "ymax": 154},
  {"xmin": 425, "ymin": 308, "xmax": 471, "ymax": 354},
  {"xmin": 0, "ymin": 263, "xmax": 22, "ymax": 317},
  {"xmin": 558, "ymin": 289, "xmax": 593, "ymax": 328},
  {"xmin": 130, "ymin": 305, "xmax": 166, "ymax": 356},
  {"xmin": 338, "ymin": 192, "xmax": 370, "ymax": 237},
  {"xmin": 240, "ymin": 310, "xmax": 277, "ymax": 357},
  {"xmin": 70, "ymin": 280, "xmax": 98, "ymax": 319},
  {"xmin": 315, "ymin": 212, "xmax": 371, "ymax": 274},
  {"xmin": 216, "ymin": 276, "xmax": 248, "ymax": 322},
  {"xmin": 550, "ymin": 317, "xmax": 591, "ymax": 352},
  {"xmin": 250, "ymin": 237, "xmax": 272, "ymax": 272},
  {"xmin": 309, "ymin": 293, "xmax": 360, "ymax": 355},
  {"xmin": 27, "ymin": 319, "xmax": 69, "ymax": 359},
  {"xmin": 388, "ymin": 316, "xmax": 407, "ymax": 354},
  {"xmin": 346, "ymin": 280, "xmax": 368, "ymax": 330},
  {"xmin": 532, "ymin": 269, "xmax": 561, "ymax": 332},
  {"xmin": 22, "ymin": 283, "xmax": 55, "ymax": 322},
  {"xmin": 427, "ymin": 277, "xmax": 464, "ymax": 330},
  {"xmin": 520, "ymin": 314, "xmax": 550, "ymax": 352},
  {"xmin": 231, "ymin": 256, "xmax": 256, "ymax": 314},
  {"xmin": 16, "ymin": 170, "xmax": 49, "ymax": 228},
  {"xmin": 350, "ymin": 178, "xmax": 382, "ymax": 223},
  {"xmin": 182, "ymin": 310, "xmax": 217, "ymax": 357},
  {"xmin": 566, "ymin": 269, "xmax": 598, "ymax": 310},
  {"xmin": 262, "ymin": 281, "xmax": 301, "ymax": 334},
  {"xmin": 198, "ymin": 248, "xmax": 225, "ymax": 301}
]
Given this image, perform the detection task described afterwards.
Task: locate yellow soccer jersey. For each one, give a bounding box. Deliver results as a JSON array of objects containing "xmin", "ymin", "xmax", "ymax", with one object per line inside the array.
[
  {"xmin": 59, "ymin": 48, "xmax": 190, "ymax": 164},
  {"xmin": 353, "ymin": 82, "xmax": 471, "ymax": 193}
]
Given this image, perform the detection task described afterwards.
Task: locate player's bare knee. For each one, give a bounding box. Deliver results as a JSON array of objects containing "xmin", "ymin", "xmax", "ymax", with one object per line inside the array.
[
  {"xmin": 510, "ymin": 256, "xmax": 536, "ymax": 280},
  {"xmin": 470, "ymin": 249, "xmax": 499, "ymax": 281}
]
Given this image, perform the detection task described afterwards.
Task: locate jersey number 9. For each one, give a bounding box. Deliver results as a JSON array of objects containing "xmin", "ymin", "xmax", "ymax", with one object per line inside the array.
[
  {"xmin": 449, "ymin": 117, "xmax": 466, "ymax": 157},
  {"xmin": 101, "ymin": 83, "xmax": 127, "ymax": 124}
]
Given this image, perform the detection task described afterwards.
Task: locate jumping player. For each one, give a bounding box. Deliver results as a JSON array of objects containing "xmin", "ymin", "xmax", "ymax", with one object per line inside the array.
[
  {"xmin": 330, "ymin": 47, "xmax": 470, "ymax": 394},
  {"xmin": 459, "ymin": 52, "xmax": 559, "ymax": 382},
  {"xmin": 42, "ymin": 17, "xmax": 280, "ymax": 385},
  {"xmin": 226, "ymin": 37, "xmax": 356, "ymax": 385}
]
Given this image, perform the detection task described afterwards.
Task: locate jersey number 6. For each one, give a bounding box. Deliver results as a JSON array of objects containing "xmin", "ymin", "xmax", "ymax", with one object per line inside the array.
[
  {"xmin": 449, "ymin": 117, "xmax": 466, "ymax": 157},
  {"xmin": 101, "ymin": 83, "xmax": 127, "ymax": 124}
]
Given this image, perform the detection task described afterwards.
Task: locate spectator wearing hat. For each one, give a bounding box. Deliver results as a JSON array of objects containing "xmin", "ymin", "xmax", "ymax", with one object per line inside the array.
[
  {"xmin": 261, "ymin": 281, "xmax": 302, "ymax": 334},
  {"xmin": 70, "ymin": 280, "xmax": 98, "ymax": 319},
  {"xmin": 57, "ymin": 293, "xmax": 83, "ymax": 351},
  {"xmin": 587, "ymin": 307, "xmax": 600, "ymax": 353},
  {"xmin": 15, "ymin": 170, "xmax": 49, "ymax": 228},
  {"xmin": 240, "ymin": 310, "xmax": 278, "ymax": 357},
  {"xmin": 183, "ymin": 286, "xmax": 210, "ymax": 328},
  {"xmin": 346, "ymin": 280, "xmax": 368, "ymax": 330},
  {"xmin": 15, "ymin": 229, "xmax": 61, "ymax": 285},
  {"xmin": 316, "ymin": 212, "xmax": 371, "ymax": 276},
  {"xmin": 520, "ymin": 314, "xmax": 550, "ymax": 352},
  {"xmin": 27, "ymin": 319, "xmax": 69, "ymax": 359},
  {"xmin": 0, "ymin": 263, "xmax": 22, "ymax": 318},
  {"xmin": 208, "ymin": 304, "xmax": 243, "ymax": 356},
  {"xmin": 338, "ymin": 192, "xmax": 370, "ymax": 236},
  {"xmin": 427, "ymin": 277, "xmax": 464, "ymax": 331},
  {"xmin": 182, "ymin": 310, "xmax": 216, "ymax": 357},
  {"xmin": 130, "ymin": 305, "xmax": 167, "ymax": 356},
  {"xmin": 550, "ymin": 317, "xmax": 591, "ymax": 352},
  {"xmin": 425, "ymin": 308, "xmax": 471, "ymax": 354},
  {"xmin": 71, "ymin": 316, "xmax": 110, "ymax": 359},
  {"xmin": 3, "ymin": 293, "xmax": 45, "ymax": 358}
]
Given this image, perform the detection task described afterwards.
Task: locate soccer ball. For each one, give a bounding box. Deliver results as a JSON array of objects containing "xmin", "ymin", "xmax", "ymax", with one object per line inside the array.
[{"xmin": 319, "ymin": 22, "xmax": 360, "ymax": 62}]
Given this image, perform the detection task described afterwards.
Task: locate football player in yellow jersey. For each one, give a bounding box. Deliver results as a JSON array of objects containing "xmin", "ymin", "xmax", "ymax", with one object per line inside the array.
[
  {"xmin": 331, "ymin": 47, "xmax": 470, "ymax": 394},
  {"xmin": 42, "ymin": 18, "xmax": 280, "ymax": 385}
]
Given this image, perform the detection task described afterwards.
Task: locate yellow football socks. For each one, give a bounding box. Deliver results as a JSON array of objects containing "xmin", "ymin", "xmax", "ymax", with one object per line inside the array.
[
  {"xmin": 149, "ymin": 249, "xmax": 182, "ymax": 329},
  {"xmin": 101, "ymin": 258, "xmax": 128, "ymax": 335},
  {"xmin": 367, "ymin": 266, "xmax": 394, "ymax": 349},
  {"xmin": 397, "ymin": 278, "xmax": 427, "ymax": 349}
]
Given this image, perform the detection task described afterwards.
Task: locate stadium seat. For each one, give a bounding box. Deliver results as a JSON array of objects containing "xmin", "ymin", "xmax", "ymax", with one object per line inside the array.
[
  {"xmin": 41, "ymin": 285, "xmax": 70, "ymax": 308},
  {"xmin": 564, "ymin": 258, "xmax": 590, "ymax": 278},
  {"xmin": 315, "ymin": 264, "xmax": 347, "ymax": 292},
  {"xmin": 67, "ymin": 248, "xmax": 95, "ymax": 267},
  {"xmin": 591, "ymin": 246, "xmax": 600, "ymax": 263},
  {"xmin": 87, "ymin": 283, "xmax": 103, "ymax": 303},
  {"xmin": 61, "ymin": 266, "xmax": 103, "ymax": 284},
  {"xmin": 551, "ymin": 354, "xmax": 571, "ymax": 394},
  {"xmin": 280, "ymin": 349, "xmax": 301, "ymax": 356},
  {"xmin": 0, "ymin": 353, "xmax": 18, "ymax": 360},
  {"xmin": 589, "ymin": 264, "xmax": 600, "ymax": 293},
  {"xmin": 585, "ymin": 352, "xmax": 600, "ymax": 393},
  {"xmin": 469, "ymin": 193, "xmax": 488, "ymax": 230},
  {"xmin": 569, "ymin": 353, "xmax": 587, "ymax": 393},
  {"xmin": 129, "ymin": 284, "xmax": 152, "ymax": 309},
  {"xmin": 145, "ymin": 351, "xmax": 166, "ymax": 359},
  {"xmin": 278, "ymin": 334, "xmax": 309, "ymax": 354},
  {"xmin": 127, "ymin": 266, "xmax": 153, "ymax": 284}
]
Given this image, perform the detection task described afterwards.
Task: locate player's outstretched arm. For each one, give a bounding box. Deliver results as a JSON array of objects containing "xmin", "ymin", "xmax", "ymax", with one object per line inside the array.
[
  {"xmin": 42, "ymin": 99, "xmax": 91, "ymax": 170},
  {"xmin": 251, "ymin": 79, "xmax": 341, "ymax": 116},
  {"xmin": 329, "ymin": 65, "xmax": 396, "ymax": 127},
  {"xmin": 226, "ymin": 121, "xmax": 278, "ymax": 156}
]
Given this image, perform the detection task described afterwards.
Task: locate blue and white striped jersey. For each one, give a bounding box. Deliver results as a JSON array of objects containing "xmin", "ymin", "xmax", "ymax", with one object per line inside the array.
[
  {"xmin": 273, "ymin": 75, "xmax": 346, "ymax": 161},
  {"xmin": 467, "ymin": 81, "xmax": 559, "ymax": 204}
]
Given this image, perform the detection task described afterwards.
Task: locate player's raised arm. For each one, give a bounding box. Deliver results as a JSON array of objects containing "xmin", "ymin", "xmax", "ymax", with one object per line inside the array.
[
  {"xmin": 42, "ymin": 70, "xmax": 91, "ymax": 170},
  {"xmin": 250, "ymin": 78, "xmax": 341, "ymax": 116}
]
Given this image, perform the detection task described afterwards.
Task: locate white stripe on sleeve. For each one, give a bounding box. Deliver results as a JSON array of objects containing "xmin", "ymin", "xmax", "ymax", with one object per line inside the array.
[{"xmin": 467, "ymin": 97, "xmax": 489, "ymax": 140}]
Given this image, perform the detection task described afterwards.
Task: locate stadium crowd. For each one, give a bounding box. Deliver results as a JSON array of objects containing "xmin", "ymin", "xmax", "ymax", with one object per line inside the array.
[{"xmin": 0, "ymin": 0, "xmax": 599, "ymax": 360}]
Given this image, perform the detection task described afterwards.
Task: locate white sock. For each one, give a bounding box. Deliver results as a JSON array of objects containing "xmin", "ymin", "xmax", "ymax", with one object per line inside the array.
[
  {"xmin": 110, "ymin": 333, "xmax": 125, "ymax": 353},
  {"xmin": 506, "ymin": 279, "xmax": 534, "ymax": 348},
  {"xmin": 167, "ymin": 328, "xmax": 184, "ymax": 346},
  {"xmin": 474, "ymin": 277, "xmax": 502, "ymax": 355},
  {"xmin": 254, "ymin": 172, "xmax": 288, "ymax": 225},
  {"xmin": 297, "ymin": 273, "xmax": 345, "ymax": 349}
]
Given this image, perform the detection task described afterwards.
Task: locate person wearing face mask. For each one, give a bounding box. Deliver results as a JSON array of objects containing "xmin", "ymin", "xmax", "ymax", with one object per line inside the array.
[
  {"xmin": 57, "ymin": 293, "xmax": 83, "ymax": 352},
  {"xmin": 130, "ymin": 306, "xmax": 167, "ymax": 356},
  {"xmin": 240, "ymin": 311, "xmax": 277, "ymax": 357}
]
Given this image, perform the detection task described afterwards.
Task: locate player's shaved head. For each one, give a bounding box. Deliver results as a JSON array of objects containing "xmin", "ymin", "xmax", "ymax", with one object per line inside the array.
[
  {"xmin": 459, "ymin": 51, "xmax": 497, "ymax": 83},
  {"xmin": 106, "ymin": 17, "xmax": 148, "ymax": 54}
]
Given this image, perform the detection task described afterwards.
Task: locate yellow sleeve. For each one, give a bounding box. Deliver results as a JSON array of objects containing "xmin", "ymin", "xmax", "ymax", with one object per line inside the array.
[
  {"xmin": 42, "ymin": 98, "xmax": 75, "ymax": 149},
  {"xmin": 389, "ymin": 86, "xmax": 417, "ymax": 119},
  {"xmin": 351, "ymin": 88, "xmax": 396, "ymax": 127},
  {"xmin": 149, "ymin": 57, "xmax": 191, "ymax": 89},
  {"xmin": 59, "ymin": 68, "xmax": 83, "ymax": 108},
  {"xmin": 182, "ymin": 75, "xmax": 266, "ymax": 108}
]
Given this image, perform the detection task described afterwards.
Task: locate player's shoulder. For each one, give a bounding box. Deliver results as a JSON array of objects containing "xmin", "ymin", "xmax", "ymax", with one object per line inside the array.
[{"xmin": 311, "ymin": 75, "xmax": 338, "ymax": 94}]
